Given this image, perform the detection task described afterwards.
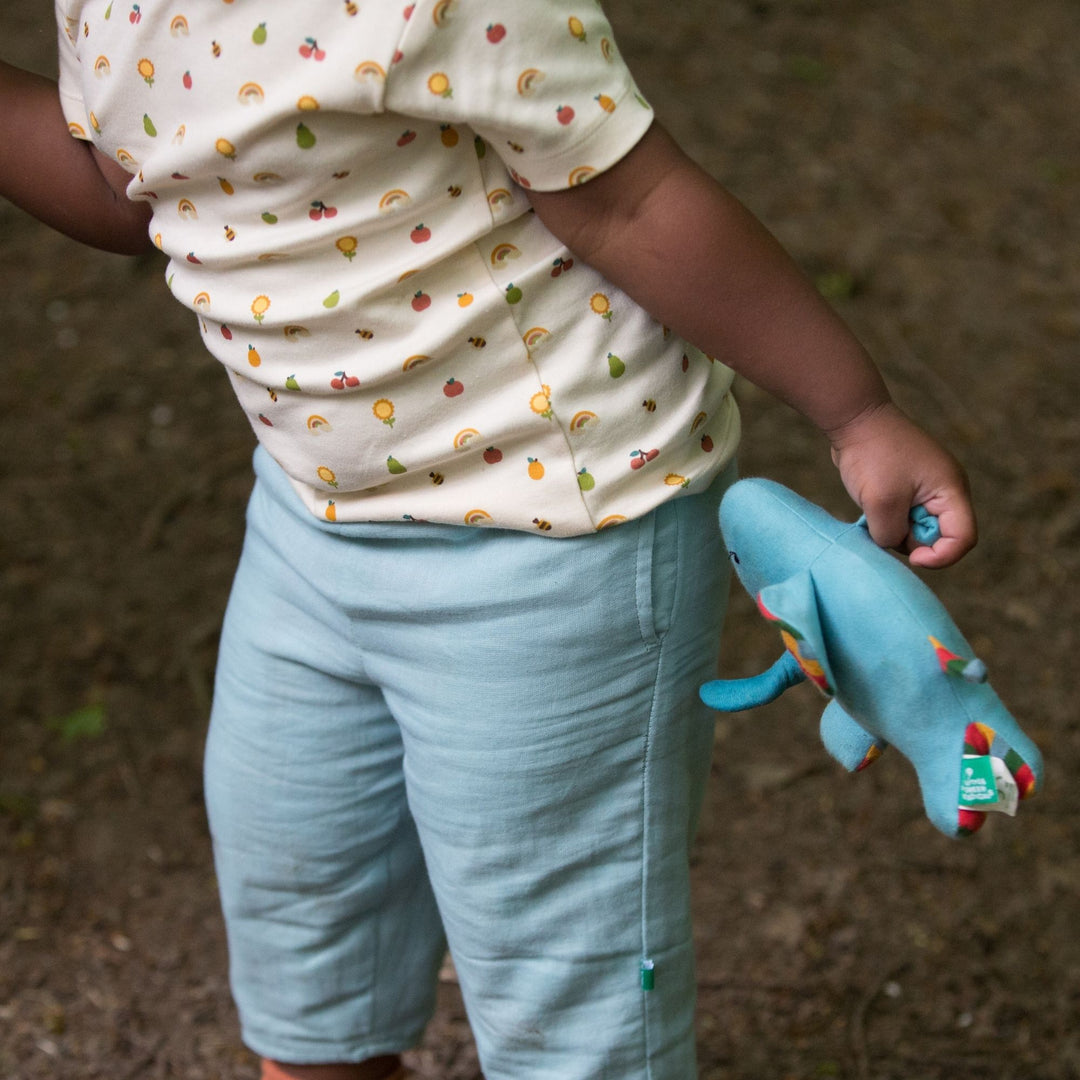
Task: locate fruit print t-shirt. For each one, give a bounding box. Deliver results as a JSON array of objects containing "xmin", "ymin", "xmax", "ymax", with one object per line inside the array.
[{"xmin": 56, "ymin": 0, "xmax": 739, "ymax": 536}]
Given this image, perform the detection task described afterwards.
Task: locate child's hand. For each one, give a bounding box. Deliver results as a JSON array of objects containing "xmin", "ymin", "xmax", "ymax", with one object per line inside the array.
[
  {"xmin": 525, "ymin": 124, "xmax": 975, "ymax": 568},
  {"xmin": 827, "ymin": 402, "xmax": 977, "ymax": 568}
]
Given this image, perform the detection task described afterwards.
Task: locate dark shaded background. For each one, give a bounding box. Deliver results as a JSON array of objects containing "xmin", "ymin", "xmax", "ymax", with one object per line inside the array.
[{"xmin": 2, "ymin": 2, "xmax": 1078, "ymax": 1077}]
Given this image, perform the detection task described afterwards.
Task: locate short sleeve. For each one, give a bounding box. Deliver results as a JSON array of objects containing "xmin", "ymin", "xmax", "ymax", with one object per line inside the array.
[
  {"xmin": 55, "ymin": 1, "xmax": 92, "ymax": 141},
  {"xmin": 384, "ymin": 0, "xmax": 654, "ymax": 191}
]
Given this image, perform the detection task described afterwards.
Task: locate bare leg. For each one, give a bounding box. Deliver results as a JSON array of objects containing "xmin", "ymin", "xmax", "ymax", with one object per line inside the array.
[{"xmin": 261, "ymin": 1056, "xmax": 406, "ymax": 1080}]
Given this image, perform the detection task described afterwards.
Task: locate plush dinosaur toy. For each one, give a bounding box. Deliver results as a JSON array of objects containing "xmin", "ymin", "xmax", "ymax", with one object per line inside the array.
[{"xmin": 700, "ymin": 478, "xmax": 1043, "ymax": 838}]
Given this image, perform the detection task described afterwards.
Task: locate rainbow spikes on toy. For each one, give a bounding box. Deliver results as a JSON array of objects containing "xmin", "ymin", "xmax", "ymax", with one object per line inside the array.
[{"xmin": 700, "ymin": 478, "xmax": 1043, "ymax": 838}]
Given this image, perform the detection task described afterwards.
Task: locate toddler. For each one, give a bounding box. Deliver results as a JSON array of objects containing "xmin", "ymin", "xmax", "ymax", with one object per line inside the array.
[{"xmin": 1, "ymin": 1, "xmax": 974, "ymax": 1077}]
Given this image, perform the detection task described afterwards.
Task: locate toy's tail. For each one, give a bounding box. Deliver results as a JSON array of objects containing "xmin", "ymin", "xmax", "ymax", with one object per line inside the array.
[{"xmin": 699, "ymin": 650, "xmax": 805, "ymax": 711}]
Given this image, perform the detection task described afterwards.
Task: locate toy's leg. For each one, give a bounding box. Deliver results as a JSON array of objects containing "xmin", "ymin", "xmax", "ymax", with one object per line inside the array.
[
  {"xmin": 956, "ymin": 722, "xmax": 1041, "ymax": 837},
  {"xmin": 819, "ymin": 699, "xmax": 888, "ymax": 772},
  {"xmin": 821, "ymin": 703, "xmax": 1041, "ymax": 838}
]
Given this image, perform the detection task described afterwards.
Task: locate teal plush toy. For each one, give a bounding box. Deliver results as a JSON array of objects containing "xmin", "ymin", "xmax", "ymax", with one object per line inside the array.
[{"xmin": 700, "ymin": 478, "xmax": 1043, "ymax": 838}]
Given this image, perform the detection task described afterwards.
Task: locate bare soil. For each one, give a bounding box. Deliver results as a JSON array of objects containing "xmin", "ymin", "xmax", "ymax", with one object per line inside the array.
[{"xmin": 2, "ymin": 2, "xmax": 1078, "ymax": 1077}]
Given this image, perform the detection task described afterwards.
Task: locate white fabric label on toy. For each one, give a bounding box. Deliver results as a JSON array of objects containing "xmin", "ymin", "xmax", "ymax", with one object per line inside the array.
[{"xmin": 958, "ymin": 755, "xmax": 1019, "ymax": 816}]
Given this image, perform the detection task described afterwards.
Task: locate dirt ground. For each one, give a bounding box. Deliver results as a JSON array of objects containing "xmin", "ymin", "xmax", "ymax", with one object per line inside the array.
[{"xmin": 2, "ymin": 1, "xmax": 1078, "ymax": 1077}]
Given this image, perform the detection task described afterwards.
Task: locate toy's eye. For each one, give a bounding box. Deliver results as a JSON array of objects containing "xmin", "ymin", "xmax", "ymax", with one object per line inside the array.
[{"xmin": 728, "ymin": 550, "xmax": 740, "ymax": 565}]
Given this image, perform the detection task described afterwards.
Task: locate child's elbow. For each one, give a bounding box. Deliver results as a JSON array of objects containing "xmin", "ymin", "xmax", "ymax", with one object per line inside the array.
[{"xmin": 101, "ymin": 202, "xmax": 154, "ymax": 256}]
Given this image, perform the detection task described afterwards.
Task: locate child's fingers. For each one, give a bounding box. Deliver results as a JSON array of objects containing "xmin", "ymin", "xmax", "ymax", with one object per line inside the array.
[
  {"xmin": 906, "ymin": 498, "xmax": 978, "ymax": 568},
  {"xmin": 907, "ymin": 534, "xmax": 971, "ymax": 569},
  {"xmin": 860, "ymin": 493, "xmax": 919, "ymax": 552}
]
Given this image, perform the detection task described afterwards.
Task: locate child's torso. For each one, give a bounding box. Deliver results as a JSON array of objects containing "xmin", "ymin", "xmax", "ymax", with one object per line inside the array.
[{"xmin": 57, "ymin": 0, "xmax": 738, "ymax": 535}]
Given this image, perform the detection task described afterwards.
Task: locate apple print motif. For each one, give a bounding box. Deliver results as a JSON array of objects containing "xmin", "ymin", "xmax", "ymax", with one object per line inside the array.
[
  {"xmin": 411, "ymin": 223, "xmax": 432, "ymax": 244},
  {"xmin": 486, "ymin": 23, "xmax": 506, "ymax": 43},
  {"xmin": 443, "ymin": 378, "xmax": 464, "ymax": 398},
  {"xmin": 412, "ymin": 291, "xmax": 431, "ymax": 312},
  {"xmin": 483, "ymin": 446, "xmax": 503, "ymax": 464},
  {"xmin": 556, "ymin": 105, "xmax": 575, "ymax": 125}
]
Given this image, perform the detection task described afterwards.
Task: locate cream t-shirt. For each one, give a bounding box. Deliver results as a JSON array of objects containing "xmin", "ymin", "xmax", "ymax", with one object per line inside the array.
[{"xmin": 57, "ymin": 0, "xmax": 738, "ymax": 535}]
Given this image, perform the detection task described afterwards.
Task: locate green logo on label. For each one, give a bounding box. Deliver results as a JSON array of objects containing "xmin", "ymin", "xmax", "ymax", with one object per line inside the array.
[{"xmin": 958, "ymin": 755, "xmax": 999, "ymax": 808}]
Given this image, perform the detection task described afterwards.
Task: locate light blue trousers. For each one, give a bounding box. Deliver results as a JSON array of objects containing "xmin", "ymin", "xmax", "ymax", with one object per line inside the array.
[{"xmin": 204, "ymin": 446, "xmax": 733, "ymax": 1078}]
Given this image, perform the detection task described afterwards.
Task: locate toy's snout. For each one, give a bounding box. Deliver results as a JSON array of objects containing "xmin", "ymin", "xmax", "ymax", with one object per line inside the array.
[{"xmin": 719, "ymin": 479, "xmax": 845, "ymax": 600}]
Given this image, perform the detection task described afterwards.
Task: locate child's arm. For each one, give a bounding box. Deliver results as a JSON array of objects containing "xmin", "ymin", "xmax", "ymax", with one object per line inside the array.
[
  {"xmin": 0, "ymin": 60, "xmax": 151, "ymax": 255},
  {"xmin": 527, "ymin": 123, "xmax": 975, "ymax": 568}
]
